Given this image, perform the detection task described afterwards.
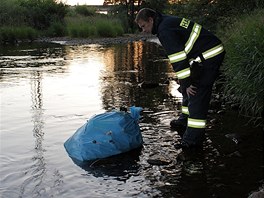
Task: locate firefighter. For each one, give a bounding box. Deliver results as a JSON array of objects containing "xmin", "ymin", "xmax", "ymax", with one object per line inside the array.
[{"xmin": 135, "ymin": 8, "xmax": 225, "ymax": 149}]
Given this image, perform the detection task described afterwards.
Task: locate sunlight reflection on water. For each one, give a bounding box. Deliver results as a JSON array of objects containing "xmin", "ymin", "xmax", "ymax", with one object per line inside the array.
[
  {"xmin": 1, "ymin": 41, "xmax": 262, "ymax": 198},
  {"xmin": 0, "ymin": 41, "xmax": 180, "ymax": 197}
]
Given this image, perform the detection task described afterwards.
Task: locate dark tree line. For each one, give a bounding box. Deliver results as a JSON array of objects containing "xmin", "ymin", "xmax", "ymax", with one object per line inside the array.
[{"xmin": 103, "ymin": 0, "xmax": 263, "ymax": 32}]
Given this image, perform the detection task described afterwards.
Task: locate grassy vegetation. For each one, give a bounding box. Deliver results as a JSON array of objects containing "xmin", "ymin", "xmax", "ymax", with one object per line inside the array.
[
  {"xmin": 66, "ymin": 16, "xmax": 124, "ymax": 38},
  {"xmin": 65, "ymin": 6, "xmax": 124, "ymax": 38},
  {"xmin": 0, "ymin": 0, "xmax": 124, "ymax": 44},
  {"xmin": 0, "ymin": 26, "xmax": 38, "ymax": 43},
  {"xmin": 220, "ymin": 9, "xmax": 264, "ymax": 124}
]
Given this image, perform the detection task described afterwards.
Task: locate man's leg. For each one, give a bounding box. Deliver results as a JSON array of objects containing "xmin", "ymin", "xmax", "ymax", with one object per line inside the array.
[
  {"xmin": 170, "ymin": 88, "xmax": 189, "ymax": 131},
  {"xmin": 174, "ymin": 53, "xmax": 225, "ymax": 148},
  {"xmin": 181, "ymin": 85, "xmax": 213, "ymax": 147}
]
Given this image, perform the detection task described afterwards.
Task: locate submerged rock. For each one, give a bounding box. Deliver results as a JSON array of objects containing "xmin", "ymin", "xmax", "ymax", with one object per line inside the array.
[
  {"xmin": 225, "ymin": 133, "xmax": 242, "ymax": 144},
  {"xmin": 227, "ymin": 151, "xmax": 242, "ymax": 157},
  {"xmin": 147, "ymin": 157, "xmax": 172, "ymax": 165},
  {"xmin": 248, "ymin": 189, "xmax": 264, "ymax": 198}
]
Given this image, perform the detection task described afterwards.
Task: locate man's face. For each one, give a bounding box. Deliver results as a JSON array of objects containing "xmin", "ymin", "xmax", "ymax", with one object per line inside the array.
[{"xmin": 137, "ymin": 18, "xmax": 153, "ymax": 34}]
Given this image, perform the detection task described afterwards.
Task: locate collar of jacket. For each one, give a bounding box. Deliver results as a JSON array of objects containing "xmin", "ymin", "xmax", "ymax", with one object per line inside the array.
[{"xmin": 151, "ymin": 11, "xmax": 163, "ymax": 35}]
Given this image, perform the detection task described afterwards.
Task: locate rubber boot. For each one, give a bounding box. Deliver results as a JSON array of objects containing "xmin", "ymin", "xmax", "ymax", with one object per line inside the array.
[{"xmin": 170, "ymin": 115, "xmax": 187, "ymax": 134}]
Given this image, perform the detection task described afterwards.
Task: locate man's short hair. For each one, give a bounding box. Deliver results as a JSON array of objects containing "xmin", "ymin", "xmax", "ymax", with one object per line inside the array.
[{"xmin": 135, "ymin": 8, "xmax": 157, "ymax": 23}]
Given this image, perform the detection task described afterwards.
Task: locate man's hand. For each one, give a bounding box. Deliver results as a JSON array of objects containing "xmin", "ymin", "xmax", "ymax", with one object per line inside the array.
[{"xmin": 186, "ymin": 85, "xmax": 197, "ymax": 96}]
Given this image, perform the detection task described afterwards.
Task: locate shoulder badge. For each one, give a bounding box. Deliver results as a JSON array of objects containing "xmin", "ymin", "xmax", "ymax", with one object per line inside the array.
[{"xmin": 180, "ymin": 18, "xmax": 190, "ymax": 29}]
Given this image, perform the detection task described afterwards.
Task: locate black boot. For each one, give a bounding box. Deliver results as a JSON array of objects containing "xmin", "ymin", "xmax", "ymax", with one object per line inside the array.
[
  {"xmin": 174, "ymin": 140, "xmax": 203, "ymax": 149},
  {"xmin": 170, "ymin": 117, "xmax": 187, "ymax": 131},
  {"xmin": 174, "ymin": 140, "xmax": 190, "ymax": 149}
]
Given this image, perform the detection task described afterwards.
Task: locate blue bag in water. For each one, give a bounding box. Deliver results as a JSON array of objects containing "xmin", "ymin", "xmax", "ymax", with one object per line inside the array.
[{"xmin": 64, "ymin": 106, "xmax": 143, "ymax": 162}]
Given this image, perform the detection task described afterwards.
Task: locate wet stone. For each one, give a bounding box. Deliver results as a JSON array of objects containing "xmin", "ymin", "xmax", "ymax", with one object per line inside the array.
[
  {"xmin": 225, "ymin": 133, "xmax": 242, "ymax": 144},
  {"xmin": 248, "ymin": 189, "xmax": 264, "ymax": 198},
  {"xmin": 209, "ymin": 118, "xmax": 217, "ymax": 124},
  {"xmin": 147, "ymin": 157, "xmax": 172, "ymax": 166},
  {"xmin": 231, "ymin": 103, "xmax": 240, "ymax": 110},
  {"xmin": 217, "ymin": 110, "xmax": 225, "ymax": 114},
  {"xmin": 176, "ymin": 152, "xmax": 187, "ymax": 161},
  {"xmin": 227, "ymin": 151, "xmax": 242, "ymax": 157}
]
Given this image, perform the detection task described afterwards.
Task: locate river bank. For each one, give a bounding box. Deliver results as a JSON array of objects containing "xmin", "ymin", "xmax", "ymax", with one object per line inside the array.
[{"xmin": 36, "ymin": 34, "xmax": 155, "ymax": 46}]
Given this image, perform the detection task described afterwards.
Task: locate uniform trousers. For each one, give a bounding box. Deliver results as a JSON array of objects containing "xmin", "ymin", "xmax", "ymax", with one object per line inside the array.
[{"xmin": 179, "ymin": 53, "xmax": 225, "ymax": 146}]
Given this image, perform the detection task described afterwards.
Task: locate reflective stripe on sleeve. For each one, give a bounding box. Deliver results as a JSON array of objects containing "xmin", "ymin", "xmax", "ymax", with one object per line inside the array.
[
  {"xmin": 176, "ymin": 67, "xmax": 190, "ymax": 79},
  {"xmin": 168, "ymin": 51, "xmax": 187, "ymax": 63},
  {"xmin": 185, "ymin": 23, "xmax": 201, "ymax": 54},
  {"xmin": 168, "ymin": 23, "xmax": 201, "ymax": 63},
  {"xmin": 182, "ymin": 106, "xmax": 189, "ymax": 115},
  {"xmin": 188, "ymin": 118, "xmax": 206, "ymax": 128},
  {"xmin": 189, "ymin": 44, "xmax": 224, "ymax": 65},
  {"xmin": 202, "ymin": 44, "xmax": 224, "ymax": 60}
]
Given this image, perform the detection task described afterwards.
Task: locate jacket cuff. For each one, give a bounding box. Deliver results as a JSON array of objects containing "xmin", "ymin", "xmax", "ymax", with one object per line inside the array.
[{"xmin": 179, "ymin": 77, "xmax": 191, "ymax": 88}]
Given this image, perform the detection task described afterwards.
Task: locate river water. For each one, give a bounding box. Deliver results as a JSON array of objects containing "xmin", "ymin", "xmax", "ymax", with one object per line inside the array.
[{"xmin": 0, "ymin": 41, "xmax": 263, "ymax": 198}]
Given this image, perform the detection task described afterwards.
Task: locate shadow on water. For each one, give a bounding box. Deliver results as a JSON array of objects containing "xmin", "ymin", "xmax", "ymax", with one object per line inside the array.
[
  {"xmin": 71, "ymin": 148, "xmax": 142, "ymax": 180},
  {"xmin": 0, "ymin": 41, "xmax": 263, "ymax": 198}
]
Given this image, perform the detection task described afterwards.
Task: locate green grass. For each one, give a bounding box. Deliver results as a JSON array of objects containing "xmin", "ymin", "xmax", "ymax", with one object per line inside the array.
[
  {"xmin": 0, "ymin": 26, "xmax": 38, "ymax": 44},
  {"xmin": 221, "ymin": 9, "xmax": 264, "ymax": 124},
  {"xmin": 66, "ymin": 16, "xmax": 124, "ymax": 38},
  {"xmin": 0, "ymin": 15, "xmax": 125, "ymax": 44},
  {"xmin": 0, "ymin": 1, "xmax": 126, "ymax": 43},
  {"xmin": 45, "ymin": 21, "xmax": 67, "ymax": 37}
]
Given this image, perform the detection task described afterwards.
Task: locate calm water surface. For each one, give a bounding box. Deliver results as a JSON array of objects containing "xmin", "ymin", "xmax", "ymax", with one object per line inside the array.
[{"xmin": 0, "ymin": 41, "xmax": 263, "ymax": 198}]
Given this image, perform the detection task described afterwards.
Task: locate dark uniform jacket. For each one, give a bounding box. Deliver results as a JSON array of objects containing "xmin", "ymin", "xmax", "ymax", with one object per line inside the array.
[{"xmin": 152, "ymin": 13, "xmax": 224, "ymax": 88}]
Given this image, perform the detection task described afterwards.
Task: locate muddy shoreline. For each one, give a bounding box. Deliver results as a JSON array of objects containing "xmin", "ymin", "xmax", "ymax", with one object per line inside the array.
[{"xmin": 36, "ymin": 33, "xmax": 155, "ymax": 46}]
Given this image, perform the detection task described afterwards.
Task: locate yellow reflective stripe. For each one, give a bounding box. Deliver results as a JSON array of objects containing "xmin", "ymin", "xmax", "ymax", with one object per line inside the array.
[
  {"xmin": 176, "ymin": 67, "xmax": 190, "ymax": 79},
  {"xmin": 189, "ymin": 44, "xmax": 224, "ymax": 65},
  {"xmin": 182, "ymin": 106, "xmax": 189, "ymax": 115},
  {"xmin": 168, "ymin": 51, "xmax": 187, "ymax": 63},
  {"xmin": 188, "ymin": 118, "xmax": 206, "ymax": 128},
  {"xmin": 168, "ymin": 23, "xmax": 201, "ymax": 64},
  {"xmin": 185, "ymin": 23, "xmax": 202, "ymax": 54},
  {"xmin": 202, "ymin": 44, "xmax": 224, "ymax": 60}
]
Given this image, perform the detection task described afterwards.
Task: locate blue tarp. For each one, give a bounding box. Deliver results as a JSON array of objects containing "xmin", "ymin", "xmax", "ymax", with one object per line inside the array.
[{"xmin": 64, "ymin": 106, "xmax": 143, "ymax": 162}]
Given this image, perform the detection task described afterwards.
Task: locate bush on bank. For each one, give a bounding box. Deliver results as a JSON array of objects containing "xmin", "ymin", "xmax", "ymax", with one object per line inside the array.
[
  {"xmin": 18, "ymin": 0, "xmax": 67, "ymax": 30},
  {"xmin": 220, "ymin": 9, "xmax": 264, "ymax": 124},
  {"xmin": 74, "ymin": 5, "xmax": 96, "ymax": 16},
  {"xmin": 0, "ymin": 0, "xmax": 67, "ymax": 44}
]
